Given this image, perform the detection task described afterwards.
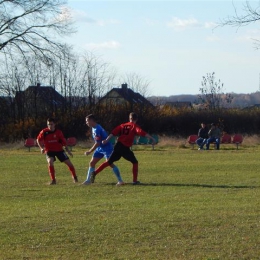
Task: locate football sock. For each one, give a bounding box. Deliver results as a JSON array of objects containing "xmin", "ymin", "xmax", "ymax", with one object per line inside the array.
[
  {"xmin": 68, "ymin": 165, "xmax": 77, "ymax": 178},
  {"xmin": 86, "ymin": 167, "xmax": 95, "ymax": 182},
  {"xmin": 95, "ymin": 161, "xmax": 110, "ymax": 175},
  {"xmin": 112, "ymin": 165, "xmax": 123, "ymax": 182},
  {"xmin": 48, "ymin": 165, "xmax": 55, "ymax": 180},
  {"xmin": 133, "ymin": 163, "xmax": 138, "ymax": 182}
]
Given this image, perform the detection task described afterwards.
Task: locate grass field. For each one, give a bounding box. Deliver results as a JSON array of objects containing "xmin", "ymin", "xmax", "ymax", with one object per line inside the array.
[{"xmin": 0, "ymin": 144, "xmax": 260, "ymax": 260}]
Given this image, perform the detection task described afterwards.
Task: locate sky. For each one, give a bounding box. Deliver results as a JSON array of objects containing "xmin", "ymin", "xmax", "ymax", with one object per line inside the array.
[{"xmin": 65, "ymin": 0, "xmax": 260, "ymax": 96}]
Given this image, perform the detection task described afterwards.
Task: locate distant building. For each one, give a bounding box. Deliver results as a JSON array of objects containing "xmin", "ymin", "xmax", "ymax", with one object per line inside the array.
[
  {"xmin": 164, "ymin": 101, "xmax": 192, "ymax": 109},
  {"xmin": 242, "ymin": 104, "xmax": 260, "ymax": 110},
  {"xmin": 15, "ymin": 83, "xmax": 65, "ymax": 118},
  {"xmin": 98, "ymin": 83, "xmax": 154, "ymax": 110}
]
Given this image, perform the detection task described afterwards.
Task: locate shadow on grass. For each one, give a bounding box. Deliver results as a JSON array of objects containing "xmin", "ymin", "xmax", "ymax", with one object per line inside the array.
[
  {"xmin": 105, "ymin": 182, "xmax": 258, "ymax": 189},
  {"xmin": 141, "ymin": 183, "xmax": 258, "ymax": 189}
]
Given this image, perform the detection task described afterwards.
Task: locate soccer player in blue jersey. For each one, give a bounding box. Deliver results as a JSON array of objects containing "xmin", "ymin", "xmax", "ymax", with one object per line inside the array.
[{"xmin": 82, "ymin": 114, "xmax": 124, "ymax": 186}]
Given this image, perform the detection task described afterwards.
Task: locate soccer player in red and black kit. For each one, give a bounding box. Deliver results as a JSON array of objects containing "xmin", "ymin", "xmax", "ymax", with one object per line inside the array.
[
  {"xmin": 90, "ymin": 112, "xmax": 156, "ymax": 185},
  {"xmin": 36, "ymin": 118, "xmax": 78, "ymax": 185}
]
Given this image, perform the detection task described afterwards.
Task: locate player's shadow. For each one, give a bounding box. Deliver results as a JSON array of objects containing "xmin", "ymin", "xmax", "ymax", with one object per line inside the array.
[
  {"xmin": 132, "ymin": 183, "xmax": 258, "ymax": 189},
  {"xmin": 105, "ymin": 182, "xmax": 258, "ymax": 189}
]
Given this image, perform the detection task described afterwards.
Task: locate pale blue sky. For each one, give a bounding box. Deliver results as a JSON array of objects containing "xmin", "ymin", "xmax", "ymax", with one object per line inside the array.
[{"xmin": 66, "ymin": 1, "xmax": 260, "ymax": 96}]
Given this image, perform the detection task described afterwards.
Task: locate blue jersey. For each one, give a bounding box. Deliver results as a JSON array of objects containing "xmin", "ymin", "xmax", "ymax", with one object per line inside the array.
[{"xmin": 92, "ymin": 124, "xmax": 112, "ymax": 150}]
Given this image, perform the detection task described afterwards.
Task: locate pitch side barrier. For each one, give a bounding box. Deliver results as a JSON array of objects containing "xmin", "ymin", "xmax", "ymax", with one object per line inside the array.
[{"xmin": 109, "ymin": 135, "xmax": 159, "ymax": 150}]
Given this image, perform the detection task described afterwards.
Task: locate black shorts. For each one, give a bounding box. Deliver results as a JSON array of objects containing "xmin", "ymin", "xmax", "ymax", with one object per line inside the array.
[
  {"xmin": 108, "ymin": 142, "xmax": 138, "ymax": 164},
  {"xmin": 46, "ymin": 151, "xmax": 69, "ymax": 162}
]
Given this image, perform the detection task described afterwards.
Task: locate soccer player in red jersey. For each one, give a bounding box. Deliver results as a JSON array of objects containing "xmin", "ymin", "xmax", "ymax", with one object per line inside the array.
[
  {"xmin": 36, "ymin": 118, "xmax": 78, "ymax": 185},
  {"xmin": 90, "ymin": 112, "xmax": 156, "ymax": 185}
]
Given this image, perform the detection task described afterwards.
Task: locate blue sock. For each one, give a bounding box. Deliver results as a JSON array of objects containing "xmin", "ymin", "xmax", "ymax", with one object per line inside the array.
[
  {"xmin": 86, "ymin": 167, "xmax": 95, "ymax": 182},
  {"xmin": 112, "ymin": 165, "xmax": 123, "ymax": 182}
]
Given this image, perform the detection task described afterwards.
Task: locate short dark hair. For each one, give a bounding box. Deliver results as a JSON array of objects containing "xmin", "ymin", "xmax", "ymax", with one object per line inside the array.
[
  {"xmin": 47, "ymin": 118, "xmax": 55, "ymax": 123},
  {"xmin": 129, "ymin": 112, "xmax": 138, "ymax": 121},
  {"xmin": 86, "ymin": 114, "xmax": 96, "ymax": 121}
]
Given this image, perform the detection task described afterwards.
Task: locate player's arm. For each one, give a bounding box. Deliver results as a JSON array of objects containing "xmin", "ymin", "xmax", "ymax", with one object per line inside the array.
[
  {"xmin": 102, "ymin": 125, "xmax": 120, "ymax": 145},
  {"xmin": 145, "ymin": 133, "xmax": 156, "ymax": 145},
  {"xmin": 36, "ymin": 138, "xmax": 45, "ymax": 154},
  {"xmin": 64, "ymin": 146, "xmax": 73, "ymax": 158},
  {"xmin": 60, "ymin": 131, "xmax": 73, "ymax": 158},
  {"xmin": 135, "ymin": 126, "xmax": 156, "ymax": 145},
  {"xmin": 102, "ymin": 134, "xmax": 114, "ymax": 145},
  {"xmin": 85, "ymin": 142, "xmax": 100, "ymax": 156},
  {"xmin": 36, "ymin": 131, "xmax": 45, "ymax": 154}
]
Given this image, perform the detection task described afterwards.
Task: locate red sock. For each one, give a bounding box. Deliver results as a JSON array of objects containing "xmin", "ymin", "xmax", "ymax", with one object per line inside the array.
[
  {"xmin": 95, "ymin": 161, "xmax": 110, "ymax": 175},
  {"xmin": 133, "ymin": 163, "xmax": 138, "ymax": 182},
  {"xmin": 68, "ymin": 165, "xmax": 76, "ymax": 178},
  {"xmin": 48, "ymin": 165, "xmax": 55, "ymax": 180}
]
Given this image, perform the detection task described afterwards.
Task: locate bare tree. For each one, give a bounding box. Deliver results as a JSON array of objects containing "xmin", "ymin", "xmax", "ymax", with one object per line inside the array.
[
  {"xmin": 0, "ymin": 0, "xmax": 75, "ymax": 61},
  {"xmin": 120, "ymin": 72, "xmax": 151, "ymax": 97},
  {"xmin": 198, "ymin": 72, "xmax": 233, "ymax": 110},
  {"xmin": 220, "ymin": 1, "xmax": 260, "ymax": 27},
  {"xmin": 219, "ymin": 1, "xmax": 260, "ymax": 47},
  {"xmin": 80, "ymin": 52, "xmax": 116, "ymax": 107}
]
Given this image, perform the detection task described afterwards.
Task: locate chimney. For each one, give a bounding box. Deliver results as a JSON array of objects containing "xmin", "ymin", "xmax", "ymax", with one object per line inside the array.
[
  {"xmin": 36, "ymin": 83, "xmax": 41, "ymax": 87},
  {"xmin": 121, "ymin": 83, "xmax": 127, "ymax": 90}
]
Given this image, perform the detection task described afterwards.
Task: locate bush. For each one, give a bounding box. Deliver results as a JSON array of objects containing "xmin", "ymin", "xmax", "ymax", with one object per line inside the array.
[{"xmin": 2, "ymin": 106, "xmax": 260, "ymax": 142}]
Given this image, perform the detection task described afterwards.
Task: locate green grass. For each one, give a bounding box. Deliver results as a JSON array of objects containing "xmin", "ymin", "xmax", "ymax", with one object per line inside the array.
[{"xmin": 0, "ymin": 146, "xmax": 260, "ymax": 260}]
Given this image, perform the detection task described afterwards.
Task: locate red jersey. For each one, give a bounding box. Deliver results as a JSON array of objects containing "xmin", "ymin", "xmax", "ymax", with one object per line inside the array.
[
  {"xmin": 112, "ymin": 122, "xmax": 147, "ymax": 147},
  {"xmin": 37, "ymin": 128, "xmax": 67, "ymax": 152}
]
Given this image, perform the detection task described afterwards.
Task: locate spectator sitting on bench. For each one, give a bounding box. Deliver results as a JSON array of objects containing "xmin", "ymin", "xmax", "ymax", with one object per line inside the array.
[
  {"xmin": 196, "ymin": 122, "xmax": 208, "ymax": 150},
  {"xmin": 206, "ymin": 123, "xmax": 221, "ymax": 150}
]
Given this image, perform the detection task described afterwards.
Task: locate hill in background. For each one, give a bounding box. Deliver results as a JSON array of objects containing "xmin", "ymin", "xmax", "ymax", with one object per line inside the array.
[{"xmin": 148, "ymin": 92, "xmax": 260, "ymax": 108}]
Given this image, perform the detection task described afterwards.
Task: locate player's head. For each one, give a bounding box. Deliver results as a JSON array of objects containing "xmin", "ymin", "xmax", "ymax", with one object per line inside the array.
[
  {"xmin": 86, "ymin": 114, "xmax": 96, "ymax": 127},
  {"xmin": 47, "ymin": 118, "xmax": 56, "ymax": 131},
  {"xmin": 129, "ymin": 112, "xmax": 138, "ymax": 123},
  {"xmin": 201, "ymin": 122, "xmax": 206, "ymax": 128}
]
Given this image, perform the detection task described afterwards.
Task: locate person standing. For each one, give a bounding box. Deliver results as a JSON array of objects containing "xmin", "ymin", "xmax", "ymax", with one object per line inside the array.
[
  {"xmin": 82, "ymin": 114, "xmax": 124, "ymax": 186},
  {"xmin": 36, "ymin": 118, "xmax": 78, "ymax": 185},
  {"xmin": 90, "ymin": 112, "xmax": 156, "ymax": 185},
  {"xmin": 206, "ymin": 123, "xmax": 221, "ymax": 150},
  {"xmin": 196, "ymin": 122, "xmax": 208, "ymax": 150}
]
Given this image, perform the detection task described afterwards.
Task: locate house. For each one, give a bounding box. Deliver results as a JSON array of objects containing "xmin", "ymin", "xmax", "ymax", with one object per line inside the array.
[
  {"xmin": 15, "ymin": 83, "xmax": 65, "ymax": 118},
  {"xmin": 0, "ymin": 96, "xmax": 13, "ymax": 123},
  {"xmin": 98, "ymin": 83, "xmax": 154, "ymax": 109}
]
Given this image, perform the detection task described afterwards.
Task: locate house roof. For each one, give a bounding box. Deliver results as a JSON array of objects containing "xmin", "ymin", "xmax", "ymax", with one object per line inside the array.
[
  {"xmin": 100, "ymin": 84, "xmax": 154, "ymax": 107},
  {"xmin": 15, "ymin": 84, "xmax": 65, "ymax": 106}
]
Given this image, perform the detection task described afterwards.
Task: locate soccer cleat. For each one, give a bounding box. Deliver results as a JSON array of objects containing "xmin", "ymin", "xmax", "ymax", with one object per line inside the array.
[
  {"xmin": 116, "ymin": 181, "xmax": 125, "ymax": 186},
  {"xmin": 49, "ymin": 179, "xmax": 56, "ymax": 185},
  {"xmin": 73, "ymin": 176, "xmax": 78, "ymax": 183},
  {"xmin": 81, "ymin": 181, "xmax": 91, "ymax": 185},
  {"xmin": 133, "ymin": 181, "xmax": 141, "ymax": 185},
  {"xmin": 90, "ymin": 171, "xmax": 96, "ymax": 183}
]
